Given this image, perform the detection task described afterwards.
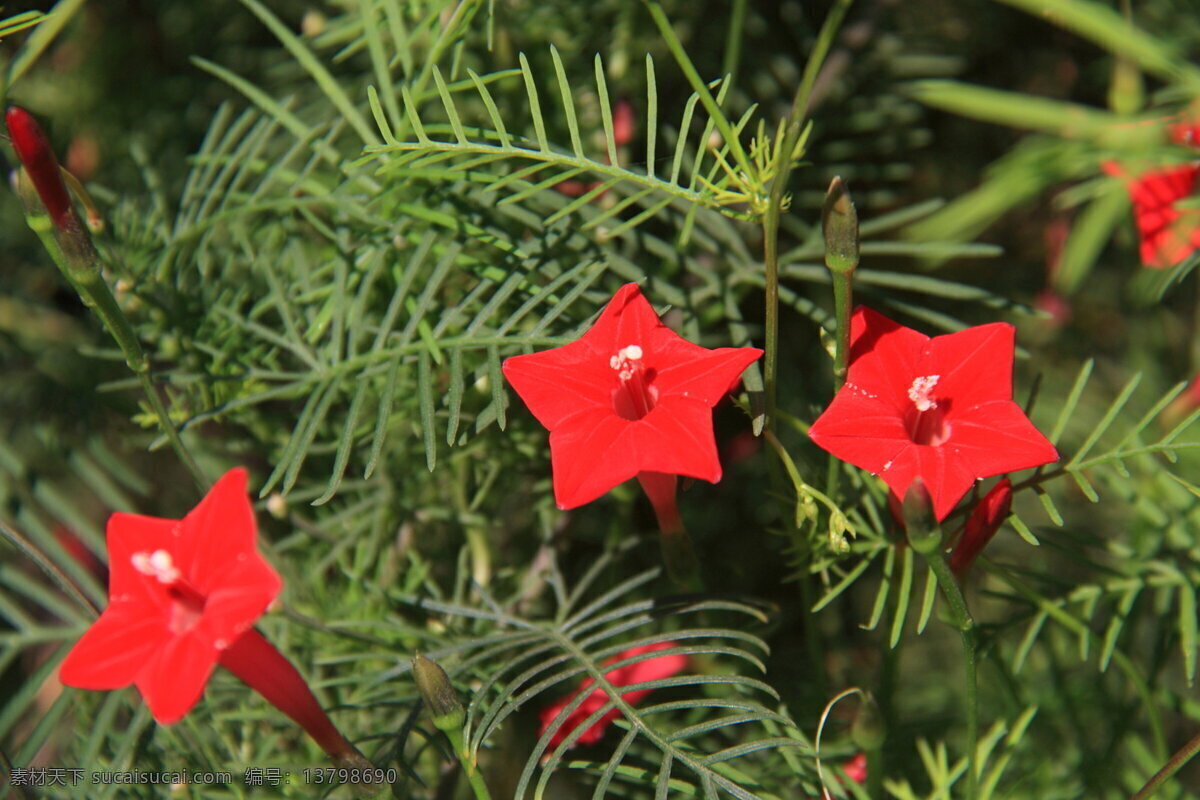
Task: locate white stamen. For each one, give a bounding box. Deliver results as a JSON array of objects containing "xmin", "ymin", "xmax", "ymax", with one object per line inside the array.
[
  {"xmin": 907, "ymin": 375, "xmax": 940, "ymax": 412},
  {"xmin": 610, "ymin": 345, "xmax": 645, "ymax": 381},
  {"xmin": 131, "ymin": 549, "xmax": 180, "ymax": 584}
]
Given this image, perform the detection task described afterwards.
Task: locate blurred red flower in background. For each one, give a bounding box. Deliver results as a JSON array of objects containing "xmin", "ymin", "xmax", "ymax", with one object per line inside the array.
[
  {"xmin": 1104, "ymin": 113, "xmax": 1200, "ymax": 269},
  {"xmin": 1104, "ymin": 161, "xmax": 1200, "ymax": 269},
  {"xmin": 539, "ymin": 641, "xmax": 687, "ymax": 749}
]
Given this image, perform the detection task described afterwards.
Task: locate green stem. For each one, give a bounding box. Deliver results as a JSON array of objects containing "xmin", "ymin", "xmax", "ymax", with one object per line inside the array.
[
  {"xmin": 762, "ymin": 200, "xmax": 783, "ymax": 432},
  {"xmin": 25, "ymin": 213, "xmax": 207, "ymax": 490},
  {"xmin": 866, "ymin": 746, "xmax": 884, "ymax": 800},
  {"xmin": 445, "ymin": 728, "xmax": 492, "ymax": 800},
  {"xmin": 762, "ymin": 0, "xmax": 855, "ymax": 429},
  {"xmin": 85, "ymin": 275, "xmax": 207, "ymax": 490},
  {"xmin": 870, "ymin": 641, "xmax": 899, "ymax": 800},
  {"xmin": 1132, "ymin": 728, "xmax": 1200, "ymax": 800},
  {"xmin": 797, "ymin": 566, "xmax": 828, "ymax": 700},
  {"xmin": 831, "ymin": 269, "xmax": 854, "ymax": 389},
  {"xmin": 759, "ymin": 98, "xmax": 808, "ymax": 434},
  {"xmin": 924, "ymin": 551, "xmax": 979, "ymax": 800}
]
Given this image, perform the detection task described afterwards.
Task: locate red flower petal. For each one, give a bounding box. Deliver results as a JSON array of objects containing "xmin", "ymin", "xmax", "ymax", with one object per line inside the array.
[
  {"xmin": 539, "ymin": 642, "xmax": 688, "ymax": 749},
  {"xmin": 946, "ymin": 401, "xmax": 1060, "ymax": 480},
  {"xmin": 803, "ymin": 391, "xmax": 909, "ymax": 477},
  {"xmin": 810, "ymin": 308, "xmax": 1057, "ymax": 521},
  {"xmin": 502, "ymin": 338, "xmax": 615, "ymax": 430},
  {"xmin": 58, "ymin": 605, "xmax": 168, "ymax": 689},
  {"xmin": 504, "ymin": 283, "xmax": 761, "ymax": 510},
  {"xmin": 878, "ymin": 442, "xmax": 979, "ymax": 523},
  {"xmin": 843, "ymin": 307, "xmax": 927, "ymax": 413},
  {"xmin": 104, "ymin": 513, "xmax": 180, "ymax": 614},
  {"xmin": 173, "ymin": 468, "xmax": 270, "ymax": 596},
  {"xmin": 195, "ymin": 557, "xmax": 283, "ymax": 648},
  {"xmin": 925, "ymin": 323, "xmax": 1013, "ymax": 410},
  {"xmin": 653, "ymin": 346, "xmax": 763, "ymax": 406},
  {"xmin": 134, "ymin": 633, "xmax": 221, "ymax": 724}
]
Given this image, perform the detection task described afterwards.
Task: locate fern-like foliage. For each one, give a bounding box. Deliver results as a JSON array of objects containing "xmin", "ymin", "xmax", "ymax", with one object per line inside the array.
[
  {"xmin": 388, "ymin": 563, "xmax": 815, "ymax": 800},
  {"xmin": 0, "ymin": 436, "xmax": 147, "ymax": 783},
  {"xmin": 363, "ymin": 48, "xmax": 758, "ymax": 240}
]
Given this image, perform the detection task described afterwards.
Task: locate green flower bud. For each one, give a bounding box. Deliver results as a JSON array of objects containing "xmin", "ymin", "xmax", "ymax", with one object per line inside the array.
[
  {"xmin": 851, "ymin": 692, "xmax": 886, "ymax": 751},
  {"xmin": 822, "ymin": 176, "xmax": 859, "ymax": 274},
  {"xmin": 413, "ymin": 654, "xmax": 465, "ymax": 732}
]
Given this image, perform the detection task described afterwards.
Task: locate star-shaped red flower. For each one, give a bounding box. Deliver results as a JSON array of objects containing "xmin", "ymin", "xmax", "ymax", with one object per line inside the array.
[
  {"xmin": 1104, "ymin": 161, "xmax": 1200, "ymax": 269},
  {"xmin": 59, "ymin": 468, "xmax": 282, "ymax": 724},
  {"xmin": 808, "ymin": 307, "xmax": 1058, "ymax": 521},
  {"xmin": 539, "ymin": 641, "xmax": 688, "ymax": 749},
  {"xmin": 502, "ymin": 283, "xmax": 762, "ymax": 509}
]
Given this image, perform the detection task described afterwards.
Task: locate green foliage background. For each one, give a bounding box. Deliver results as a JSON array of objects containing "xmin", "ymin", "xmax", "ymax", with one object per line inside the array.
[{"xmin": 1, "ymin": 0, "xmax": 1199, "ymax": 798}]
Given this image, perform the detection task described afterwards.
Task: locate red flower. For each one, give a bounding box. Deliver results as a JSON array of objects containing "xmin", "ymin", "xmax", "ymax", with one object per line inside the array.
[
  {"xmin": 59, "ymin": 468, "xmax": 282, "ymax": 723},
  {"xmin": 539, "ymin": 641, "xmax": 688, "ymax": 748},
  {"xmin": 808, "ymin": 308, "xmax": 1057, "ymax": 522},
  {"xmin": 58, "ymin": 469, "xmax": 367, "ymax": 765},
  {"xmin": 502, "ymin": 283, "xmax": 762, "ymax": 510},
  {"xmin": 949, "ymin": 478, "xmax": 1014, "ymax": 576},
  {"xmin": 1104, "ymin": 161, "xmax": 1200, "ymax": 269}
]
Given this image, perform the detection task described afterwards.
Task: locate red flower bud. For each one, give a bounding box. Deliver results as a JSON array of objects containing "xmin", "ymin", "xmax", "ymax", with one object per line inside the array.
[
  {"xmin": 949, "ymin": 478, "xmax": 1014, "ymax": 576},
  {"xmin": 5, "ymin": 106, "xmax": 74, "ymax": 229}
]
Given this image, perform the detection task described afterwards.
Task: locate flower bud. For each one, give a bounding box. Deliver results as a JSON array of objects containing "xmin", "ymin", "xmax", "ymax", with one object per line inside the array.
[
  {"xmin": 949, "ymin": 478, "xmax": 1013, "ymax": 576},
  {"xmin": 6, "ymin": 106, "xmax": 99, "ymax": 273},
  {"xmin": 5, "ymin": 106, "xmax": 73, "ymax": 229},
  {"xmin": 851, "ymin": 692, "xmax": 886, "ymax": 751},
  {"xmin": 903, "ymin": 480, "xmax": 942, "ymax": 555},
  {"xmin": 822, "ymin": 176, "xmax": 859, "ymax": 274},
  {"xmin": 413, "ymin": 654, "xmax": 465, "ymax": 731}
]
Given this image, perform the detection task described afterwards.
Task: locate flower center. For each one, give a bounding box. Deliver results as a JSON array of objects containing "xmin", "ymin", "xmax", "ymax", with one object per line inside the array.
[
  {"xmin": 905, "ymin": 375, "xmax": 951, "ymax": 446},
  {"xmin": 132, "ymin": 549, "xmax": 206, "ymax": 634},
  {"xmin": 610, "ymin": 344, "xmax": 658, "ymax": 421}
]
